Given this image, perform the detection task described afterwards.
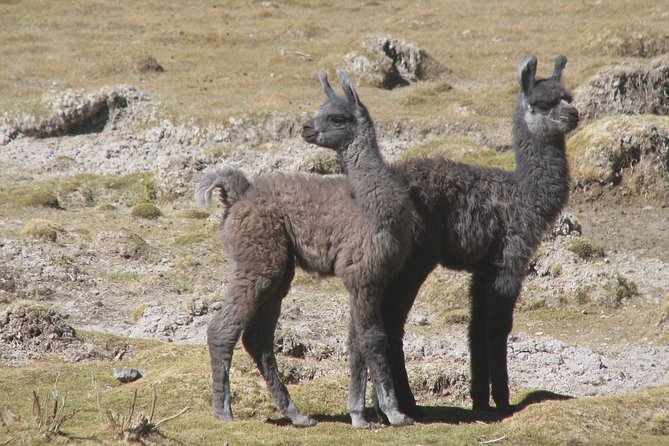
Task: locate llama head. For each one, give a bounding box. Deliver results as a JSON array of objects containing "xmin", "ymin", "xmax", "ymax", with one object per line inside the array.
[
  {"xmin": 517, "ymin": 55, "xmax": 579, "ymax": 138},
  {"xmin": 301, "ymin": 69, "xmax": 369, "ymax": 152}
]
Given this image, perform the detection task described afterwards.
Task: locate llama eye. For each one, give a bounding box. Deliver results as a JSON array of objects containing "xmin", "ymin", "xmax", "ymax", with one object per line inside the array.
[{"xmin": 330, "ymin": 116, "xmax": 348, "ymax": 125}]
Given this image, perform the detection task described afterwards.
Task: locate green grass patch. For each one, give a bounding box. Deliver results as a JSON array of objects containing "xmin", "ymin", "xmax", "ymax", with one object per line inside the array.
[
  {"xmin": 22, "ymin": 190, "xmax": 61, "ymax": 209},
  {"xmin": 131, "ymin": 203, "xmax": 162, "ymax": 219},
  {"xmin": 0, "ymin": 186, "xmax": 60, "ymax": 209},
  {"xmin": 603, "ymin": 274, "xmax": 639, "ymax": 309},
  {"xmin": 414, "ymin": 269, "xmax": 470, "ymax": 325},
  {"xmin": 202, "ymin": 144, "xmax": 234, "ymax": 158},
  {"xmin": 131, "ymin": 303, "xmax": 149, "ymax": 322},
  {"xmin": 399, "ymin": 80, "xmax": 453, "ymax": 107},
  {"xmin": 0, "ymin": 331, "xmax": 667, "ymax": 445},
  {"xmin": 0, "ymin": 173, "xmax": 157, "ymax": 210},
  {"xmin": 101, "ymin": 271, "xmax": 142, "ymax": 283},
  {"xmin": 568, "ymin": 238, "xmax": 606, "ymax": 260},
  {"xmin": 174, "ymin": 232, "xmax": 209, "ymax": 246},
  {"xmin": 178, "ymin": 208, "xmax": 210, "ymax": 219},
  {"xmin": 400, "ymin": 137, "xmax": 515, "ymax": 171},
  {"xmin": 458, "ymin": 149, "xmax": 515, "ymax": 171},
  {"xmin": 175, "ymin": 282, "xmax": 194, "ymax": 294}
]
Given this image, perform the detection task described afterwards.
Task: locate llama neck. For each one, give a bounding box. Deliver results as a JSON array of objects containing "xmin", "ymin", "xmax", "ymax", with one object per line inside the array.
[
  {"xmin": 341, "ymin": 117, "xmax": 408, "ymax": 230},
  {"xmin": 513, "ymin": 113, "xmax": 570, "ymax": 225}
]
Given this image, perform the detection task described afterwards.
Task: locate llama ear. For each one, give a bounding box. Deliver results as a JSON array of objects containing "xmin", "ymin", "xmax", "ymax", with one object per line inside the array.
[
  {"xmin": 551, "ymin": 55, "xmax": 567, "ymax": 80},
  {"xmin": 336, "ymin": 69, "xmax": 361, "ymax": 107},
  {"xmin": 518, "ymin": 54, "xmax": 537, "ymax": 96},
  {"xmin": 319, "ymin": 72, "xmax": 337, "ymax": 99}
]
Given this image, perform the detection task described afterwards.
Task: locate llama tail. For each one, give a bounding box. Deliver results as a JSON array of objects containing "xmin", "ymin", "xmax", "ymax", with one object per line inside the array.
[{"xmin": 195, "ymin": 168, "xmax": 250, "ymax": 208}]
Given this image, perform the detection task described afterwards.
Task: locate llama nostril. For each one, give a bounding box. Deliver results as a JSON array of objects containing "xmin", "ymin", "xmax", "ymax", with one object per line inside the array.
[{"xmin": 301, "ymin": 124, "xmax": 314, "ymax": 138}]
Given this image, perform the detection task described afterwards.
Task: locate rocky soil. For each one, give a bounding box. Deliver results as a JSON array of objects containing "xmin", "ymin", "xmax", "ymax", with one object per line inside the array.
[{"xmin": 1, "ymin": 68, "xmax": 668, "ymax": 409}]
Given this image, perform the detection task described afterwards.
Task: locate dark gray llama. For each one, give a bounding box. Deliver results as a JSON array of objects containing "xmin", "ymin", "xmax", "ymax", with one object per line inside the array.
[
  {"xmin": 368, "ymin": 54, "xmax": 579, "ymax": 417},
  {"xmin": 196, "ymin": 70, "xmax": 414, "ymax": 428}
]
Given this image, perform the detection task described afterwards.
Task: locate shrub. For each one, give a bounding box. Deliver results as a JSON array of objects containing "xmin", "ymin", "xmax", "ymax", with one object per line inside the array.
[
  {"xmin": 24, "ymin": 190, "xmax": 61, "ymax": 209},
  {"xmin": 569, "ymin": 238, "xmax": 605, "ymax": 260}
]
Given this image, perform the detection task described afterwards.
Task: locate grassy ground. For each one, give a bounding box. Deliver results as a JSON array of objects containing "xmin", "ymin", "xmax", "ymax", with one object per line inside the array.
[
  {"xmin": 1, "ymin": 0, "xmax": 666, "ymax": 125},
  {"xmin": 1, "ymin": 332, "xmax": 668, "ymax": 445},
  {"xmin": 2, "ymin": 1, "xmax": 669, "ymax": 445}
]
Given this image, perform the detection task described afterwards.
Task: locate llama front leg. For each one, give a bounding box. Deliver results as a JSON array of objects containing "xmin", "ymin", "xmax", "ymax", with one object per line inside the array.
[
  {"xmin": 348, "ymin": 324, "xmax": 372, "ymax": 428},
  {"xmin": 350, "ymin": 290, "xmax": 414, "ymax": 427},
  {"xmin": 486, "ymin": 273, "xmax": 519, "ymax": 416},
  {"xmin": 469, "ymin": 273, "xmax": 492, "ymax": 411}
]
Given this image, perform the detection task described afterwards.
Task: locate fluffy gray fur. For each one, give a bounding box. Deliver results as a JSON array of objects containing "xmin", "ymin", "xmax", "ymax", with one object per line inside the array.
[
  {"xmin": 196, "ymin": 70, "xmax": 414, "ymax": 428},
  {"xmin": 371, "ymin": 54, "xmax": 580, "ymax": 418}
]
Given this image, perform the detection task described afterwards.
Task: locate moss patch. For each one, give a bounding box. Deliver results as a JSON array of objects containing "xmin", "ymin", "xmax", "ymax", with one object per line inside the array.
[{"xmin": 131, "ymin": 203, "xmax": 162, "ymax": 219}]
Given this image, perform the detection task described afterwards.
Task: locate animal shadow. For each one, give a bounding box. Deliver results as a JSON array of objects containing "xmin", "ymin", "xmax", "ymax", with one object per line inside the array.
[
  {"xmin": 412, "ymin": 390, "xmax": 572, "ymax": 424},
  {"xmin": 265, "ymin": 390, "xmax": 572, "ymax": 427},
  {"xmin": 513, "ymin": 389, "xmax": 573, "ymax": 412}
]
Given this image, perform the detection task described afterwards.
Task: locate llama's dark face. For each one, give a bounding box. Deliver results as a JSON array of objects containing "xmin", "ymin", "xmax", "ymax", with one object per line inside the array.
[
  {"xmin": 301, "ymin": 96, "xmax": 359, "ymax": 151},
  {"xmin": 301, "ymin": 70, "xmax": 367, "ymax": 152},
  {"xmin": 518, "ymin": 55, "xmax": 579, "ymax": 138},
  {"xmin": 523, "ymin": 79, "xmax": 579, "ymax": 136}
]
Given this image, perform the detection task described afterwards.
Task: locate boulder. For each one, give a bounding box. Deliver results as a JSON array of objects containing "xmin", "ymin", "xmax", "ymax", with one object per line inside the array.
[
  {"xmin": 343, "ymin": 34, "xmax": 449, "ymax": 89},
  {"xmin": 575, "ymin": 55, "xmax": 669, "ymax": 121},
  {"xmin": 568, "ymin": 115, "xmax": 669, "ymax": 200}
]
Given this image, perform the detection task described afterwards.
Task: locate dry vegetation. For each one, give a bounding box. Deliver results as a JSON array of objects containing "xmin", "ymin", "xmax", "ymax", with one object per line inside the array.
[
  {"xmin": 1, "ymin": 0, "xmax": 669, "ymax": 445},
  {"xmin": 1, "ymin": 0, "xmax": 667, "ymax": 124}
]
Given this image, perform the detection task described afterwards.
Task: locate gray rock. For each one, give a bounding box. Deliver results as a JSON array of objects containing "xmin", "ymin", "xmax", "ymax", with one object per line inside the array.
[
  {"xmin": 343, "ymin": 34, "xmax": 449, "ymax": 89},
  {"xmin": 113, "ymin": 367, "xmax": 143, "ymax": 383},
  {"xmin": 575, "ymin": 55, "xmax": 669, "ymax": 121}
]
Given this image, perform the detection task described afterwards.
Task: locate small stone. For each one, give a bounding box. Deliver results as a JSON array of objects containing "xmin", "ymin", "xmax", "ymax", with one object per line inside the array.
[
  {"xmin": 113, "ymin": 367, "xmax": 143, "ymax": 383},
  {"xmin": 414, "ymin": 315, "xmax": 429, "ymax": 326}
]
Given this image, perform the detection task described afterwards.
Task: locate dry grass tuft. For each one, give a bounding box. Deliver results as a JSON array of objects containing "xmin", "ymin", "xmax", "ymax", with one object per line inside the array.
[
  {"xmin": 20, "ymin": 219, "xmax": 64, "ymax": 242},
  {"xmin": 21, "ymin": 191, "xmax": 61, "ymax": 209},
  {"xmin": 31, "ymin": 375, "xmax": 78, "ymax": 439},
  {"xmin": 178, "ymin": 209, "xmax": 210, "ymax": 219}
]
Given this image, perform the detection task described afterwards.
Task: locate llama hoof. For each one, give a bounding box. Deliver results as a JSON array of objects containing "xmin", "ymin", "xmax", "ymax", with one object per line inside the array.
[
  {"xmin": 496, "ymin": 404, "xmax": 514, "ymax": 417},
  {"xmin": 292, "ymin": 414, "xmax": 317, "ymax": 427},
  {"xmin": 472, "ymin": 402, "xmax": 494, "ymax": 412},
  {"xmin": 350, "ymin": 412, "xmax": 372, "ymax": 429},
  {"xmin": 386, "ymin": 411, "xmax": 415, "ymax": 427},
  {"xmin": 213, "ymin": 411, "xmax": 234, "ymax": 422}
]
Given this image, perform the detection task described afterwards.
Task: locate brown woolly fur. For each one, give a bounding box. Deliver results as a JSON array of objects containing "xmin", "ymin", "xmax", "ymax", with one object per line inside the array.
[
  {"xmin": 373, "ymin": 55, "xmax": 580, "ymax": 419},
  {"xmin": 196, "ymin": 71, "xmax": 414, "ymax": 429}
]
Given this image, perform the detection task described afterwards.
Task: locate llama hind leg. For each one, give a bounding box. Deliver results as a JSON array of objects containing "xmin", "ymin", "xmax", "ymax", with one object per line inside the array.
[
  {"xmin": 207, "ymin": 279, "xmax": 250, "ymax": 421},
  {"xmin": 381, "ymin": 268, "xmax": 429, "ymax": 417},
  {"xmin": 241, "ymin": 264, "xmax": 316, "ymax": 427},
  {"xmin": 208, "ymin": 266, "xmax": 287, "ymax": 421}
]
